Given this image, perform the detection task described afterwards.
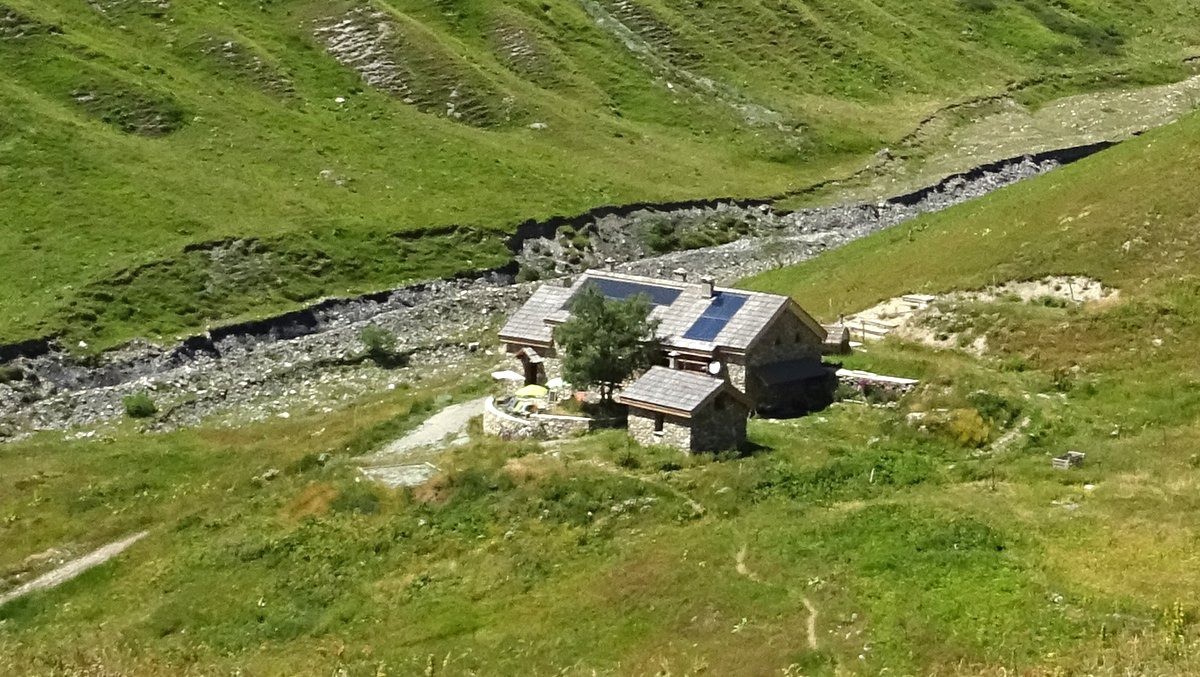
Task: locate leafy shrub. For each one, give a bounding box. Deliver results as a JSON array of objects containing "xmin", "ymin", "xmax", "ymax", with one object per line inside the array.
[
  {"xmin": 516, "ymin": 266, "xmax": 542, "ymax": 283},
  {"xmin": 1035, "ymin": 295, "xmax": 1069, "ymax": 308},
  {"xmin": 642, "ymin": 219, "xmax": 679, "ymax": 253},
  {"xmin": 360, "ymin": 325, "xmax": 400, "ymax": 367},
  {"xmin": 834, "ymin": 382, "xmax": 859, "ymax": 401},
  {"xmin": 330, "ymin": 483, "xmax": 380, "ymax": 515},
  {"xmin": 445, "ymin": 467, "xmax": 504, "ymax": 502},
  {"xmin": 616, "ymin": 450, "xmax": 641, "ymax": 469},
  {"xmin": 967, "ymin": 390, "xmax": 1021, "ymax": 428},
  {"xmin": 533, "ymin": 474, "xmax": 651, "ymax": 526},
  {"xmin": 286, "ymin": 452, "xmax": 328, "ymax": 475},
  {"xmin": 122, "ymin": 392, "xmax": 157, "ymax": 419},
  {"xmin": 0, "ymin": 365, "xmax": 23, "ymax": 384},
  {"xmin": 862, "ymin": 381, "xmax": 905, "ymax": 405},
  {"xmin": 944, "ymin": 408, "xmax": 991, "ymax": 448}
]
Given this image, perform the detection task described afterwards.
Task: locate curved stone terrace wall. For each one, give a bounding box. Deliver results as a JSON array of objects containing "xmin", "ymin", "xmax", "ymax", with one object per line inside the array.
[{"xmin": 482, "ymin": 396, "xmax": 621, "ymax": 441}]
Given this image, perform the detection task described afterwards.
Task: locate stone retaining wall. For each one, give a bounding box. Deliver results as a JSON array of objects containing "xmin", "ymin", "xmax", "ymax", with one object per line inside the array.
[{"xmin": 482, "ymin": 396, "xmax": 595, "ymax": 440}]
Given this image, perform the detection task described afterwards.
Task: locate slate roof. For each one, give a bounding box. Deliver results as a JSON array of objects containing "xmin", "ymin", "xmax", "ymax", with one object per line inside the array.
[
  {"xmin": 617, "ymin": 367, "xmax": 735, "ymax": 415},
  {"xmin": 498, "ymin": 283, "xmax": 573, "ymax": 345},
  {"xmin": 500, "ymin": 270, "xmax": 824, "ymax": 354}
]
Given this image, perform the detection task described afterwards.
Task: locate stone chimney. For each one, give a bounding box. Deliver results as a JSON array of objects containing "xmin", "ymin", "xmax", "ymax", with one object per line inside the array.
[
  {"xmin": 700, "ymin": 275, "xmax": 715, "ymax": 298},
  {"xmin": 604, "ymin": 256, "xmax": 616, "ymax": 271},
  {"xmin": 672, "ymin": 267, "xmax": 688, "ymax": 282},
  {"xmin": 667, "ymin": 351, "xmax": 680, "ymax": 370}
]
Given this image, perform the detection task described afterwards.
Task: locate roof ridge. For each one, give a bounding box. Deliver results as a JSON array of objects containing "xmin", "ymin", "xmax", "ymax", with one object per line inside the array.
[{"xmin": 581, "ymin": 269, "xmax": 787, "ymax": 301}]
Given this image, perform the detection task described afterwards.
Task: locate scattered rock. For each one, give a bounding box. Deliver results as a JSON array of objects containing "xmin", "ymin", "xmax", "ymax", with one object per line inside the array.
[
  {"xmin": 517, "ymin": 156, "xmax": 1062, "ymax": 283},
  {"xmin": 314, "ymin": 8, "xmax": 517, "ymax": 127},
  {"xmin": 199, "ymin": 36, "xmax": 294, "ymax": 96},
  {"xmin": 0, "ymin": 6, "xmax": 62, "ymax": 40},
  {"xmin": 0, "ymin": 154, "xmax": 1074, "ymax": 440}
]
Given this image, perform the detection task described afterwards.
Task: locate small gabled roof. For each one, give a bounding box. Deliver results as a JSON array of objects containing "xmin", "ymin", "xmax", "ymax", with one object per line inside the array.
[{"xmin": 618, "ymin": 367, "xmax": 749, "ymax": 416}]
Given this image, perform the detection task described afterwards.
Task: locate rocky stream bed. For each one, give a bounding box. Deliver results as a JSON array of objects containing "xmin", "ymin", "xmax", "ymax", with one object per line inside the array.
[{"xmin": 0, "ymin": 145, "xmax": 1105, "ymax": 441}]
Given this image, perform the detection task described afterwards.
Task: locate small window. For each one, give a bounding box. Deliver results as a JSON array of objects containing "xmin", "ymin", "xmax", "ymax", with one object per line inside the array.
[{"xmin": 654, "ymin": 412, "xmax": 665, "ymax": 433}]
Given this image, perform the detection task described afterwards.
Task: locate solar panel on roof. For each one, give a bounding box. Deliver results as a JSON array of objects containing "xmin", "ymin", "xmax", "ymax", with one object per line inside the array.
[
  {"xmin": 569, "ymin": 278, "xmax": 684, "ymax": 308},
  {"xmin": 683, "ymin": 317, "xmax": 727, "ymax": 341},
  {"xmin": 682, "ymin": 292, "xmax": 748, "ymax": 341}
]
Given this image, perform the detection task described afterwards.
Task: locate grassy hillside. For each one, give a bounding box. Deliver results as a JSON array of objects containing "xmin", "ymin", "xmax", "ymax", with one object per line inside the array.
[
  {"xmin": 6, "ymin": 111, "xmax": 1200, "ymax": 673},
  {"xmin": 1, "ymin": 0, "xmax": 1198, "ymax": 348}
]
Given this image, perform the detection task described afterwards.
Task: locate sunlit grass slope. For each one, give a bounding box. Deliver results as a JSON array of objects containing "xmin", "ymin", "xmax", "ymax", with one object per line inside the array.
[
  {"xmin": 7, "ymin": 112, "xmax": 1200, "ymax": 674},
  {"xmin": 0, "ymin": 0, "xmax": 1197, "ymax": 347}
]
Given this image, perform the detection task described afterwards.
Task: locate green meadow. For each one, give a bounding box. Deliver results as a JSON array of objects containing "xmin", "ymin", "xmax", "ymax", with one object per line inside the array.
[
  {"xmin": 5, "ymin": 110, "xmax": 1200, "ymax": 673},
  {"xmin": 2, "ymin": 0, "xmax": 1199, "ymax": 348}
]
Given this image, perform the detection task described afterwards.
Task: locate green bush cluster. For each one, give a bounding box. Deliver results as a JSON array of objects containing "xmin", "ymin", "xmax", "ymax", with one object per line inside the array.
[
  {"xmin": 122, "ymin": 392, "xmax": 157, "ymax": 419},
  {"xmin": 360, "ymin": 325, "xmax": 402, "ymax": 367},
  {"xmin": 0, "ymin": 365, "xmax": 23, "ymax": 384},
  {"xmin": 641, "ymin": 216, "xmax": 752, "ymax": 254}
]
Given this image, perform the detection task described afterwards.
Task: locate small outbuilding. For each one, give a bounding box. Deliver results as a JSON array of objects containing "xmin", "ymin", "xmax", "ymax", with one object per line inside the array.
[{"xmin": 618, "ymin": 367, "xmax": 751, "ymax": 452}]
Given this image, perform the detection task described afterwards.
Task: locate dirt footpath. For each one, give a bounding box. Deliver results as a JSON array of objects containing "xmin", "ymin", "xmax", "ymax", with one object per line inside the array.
[
  {"xmin": 0, "ymin": 531, "xmax": 149, "ymax": 607},
  {"xmin": 359, "ymin": 397, "xmax": 487, "ymax": 488}
]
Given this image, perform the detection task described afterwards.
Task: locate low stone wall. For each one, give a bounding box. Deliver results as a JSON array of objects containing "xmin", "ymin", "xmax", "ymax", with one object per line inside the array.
[
  {"xmin": 482, "ymin": 397, "xmax": 595, "ymax": 441},
  {"xmin": 629, "ymin": 410, "xmax": 691, "ymax": 450}
]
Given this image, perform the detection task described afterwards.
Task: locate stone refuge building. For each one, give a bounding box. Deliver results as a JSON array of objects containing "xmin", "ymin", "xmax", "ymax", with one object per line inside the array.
[
  {"xmin": 499, "ymin": 268, "xmax": 835, "ymax": 450},
  {"xmin": 618, "ymin": 366, "xmax": 752, "ymax": 452}
]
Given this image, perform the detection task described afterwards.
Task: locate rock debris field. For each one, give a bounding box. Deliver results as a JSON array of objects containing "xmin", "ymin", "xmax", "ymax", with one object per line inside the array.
[{"xmin": 0, "ymin": 153, "xmax": 1065, "ymax": 441}]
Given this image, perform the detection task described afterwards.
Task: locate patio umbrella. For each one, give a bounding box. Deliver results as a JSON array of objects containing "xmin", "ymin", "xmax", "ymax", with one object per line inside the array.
[{"xmin": 514, "ymin": 384, "xmax": 549, "ymax": 399}]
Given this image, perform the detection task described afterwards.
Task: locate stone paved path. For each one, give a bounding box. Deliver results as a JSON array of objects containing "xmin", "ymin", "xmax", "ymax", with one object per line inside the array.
[
  {"xmin": 359, "ymin": 397, "xmax": 487, "ymax": 487},
  {"xmin": 0, "ymin": 531, "xmax": 148, "ymax": 607}
]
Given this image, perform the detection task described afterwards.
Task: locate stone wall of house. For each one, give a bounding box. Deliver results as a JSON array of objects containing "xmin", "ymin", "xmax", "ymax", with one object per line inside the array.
[
  {"xmin": 628, "ymin": 401, "xmax": 747, "ymax": 452},
  {"xmin": 502, "ymin": 350, "xmax": 565, "ymax": 387},
  {"xmin": 483, "ymin": 397, "xmax": 592, "ymax": 440},
  {"xmin": 628, "ymin": 409, "xmax": 692, "ymax": 450},
  {"xmin": 726, "ymin": 361, "xmax": 748, "ymax": 393},
  {"xmin": 690, "ymin": 400, "xmax": 748, "ymax": 451},
  {"xmin": 743, "ymin": 311, "xmax": 824, "ymax": 405},
  {"xmin": 747, "ymin": 311, "xmax": 824, "ymax": 367},
  {"xmin": 543, "ymin": 356, "xmax": 563, "ymax": 382}
]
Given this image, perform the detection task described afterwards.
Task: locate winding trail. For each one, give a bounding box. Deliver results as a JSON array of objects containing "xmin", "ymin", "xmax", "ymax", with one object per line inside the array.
[
  {"xmin": 0, "ymin": 531, "xmax": 148, "ymax": 607},
  {"xmin": 735, "ymin": 543, "xmax": 819, "ymax": 650}
]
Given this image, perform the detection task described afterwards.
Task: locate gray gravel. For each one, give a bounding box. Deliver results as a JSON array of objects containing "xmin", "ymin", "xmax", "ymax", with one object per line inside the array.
[{"xmin": 0, "ymin": 154, "xmax": 1061, "ymax": 441}]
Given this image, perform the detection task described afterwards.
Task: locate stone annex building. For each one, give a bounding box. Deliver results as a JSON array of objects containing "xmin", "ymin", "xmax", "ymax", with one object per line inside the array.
[{"xmin": 499, "ymin": 268, "xmax": 834, "ymax": 452}]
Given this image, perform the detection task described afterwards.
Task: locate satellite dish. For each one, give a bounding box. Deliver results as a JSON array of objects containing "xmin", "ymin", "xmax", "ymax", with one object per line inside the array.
[{"xmin": 707, "ymin": 361, "xmax": 723, "ymax": 376}]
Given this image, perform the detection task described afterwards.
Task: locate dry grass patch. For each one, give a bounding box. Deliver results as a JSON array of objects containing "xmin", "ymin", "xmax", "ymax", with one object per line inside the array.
[{"xmin": 282, "ymin": 482, "xmax": 338, "ymax": 522}]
